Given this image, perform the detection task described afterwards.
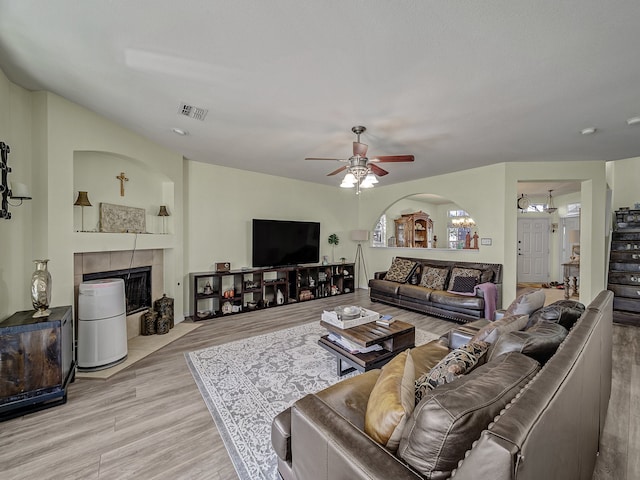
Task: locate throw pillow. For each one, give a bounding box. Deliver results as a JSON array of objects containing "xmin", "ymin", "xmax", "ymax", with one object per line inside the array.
[
  {"xmin": 449, "ymin": 275, "xmax": 478, "ymax": 294},
  {"xmin": 364, "ymin": 350, "xmax": 415, "ymax": 453},
  {"xmin": 446, "ymin": 267, "xmax": 482, "ymax": 291},
  {"xmin": 471, "ymin": 314, "xmax": 529, "ymax": 344},
  {"xmin": 419, "ymin": 266, "xmax": 450, "ymax": 290},
  {"xmin": 415, "ymin": 341, "xmax": 488, "ymax": 403},
  {"xmin": 385, "ymin": 258, "xmax": 418, "ymax": 283},
  {"xmin": 505, "ymin": 289, "xmax": 546, "ymax": 316}
]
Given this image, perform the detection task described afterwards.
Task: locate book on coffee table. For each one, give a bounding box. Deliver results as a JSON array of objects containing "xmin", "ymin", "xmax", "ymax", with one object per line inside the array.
[
  {"xmin": 376, "ymin": 315, "xmax": 394, "ymax": 326},
  {"xmin": 326, "ymin": 333, "xmax": 383, "ymax": 354}
]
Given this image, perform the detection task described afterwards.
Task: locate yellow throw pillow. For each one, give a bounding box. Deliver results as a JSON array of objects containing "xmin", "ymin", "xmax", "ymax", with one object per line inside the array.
[{"xmin": 364, "ymin": 350, "xmax": 415, "ymax": 453}]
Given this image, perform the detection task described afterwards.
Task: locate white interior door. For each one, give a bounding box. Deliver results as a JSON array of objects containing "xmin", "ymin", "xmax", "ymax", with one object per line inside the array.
[{"xmin": 517, "ymin": 218, "xmax": 550, "ymax": 283}]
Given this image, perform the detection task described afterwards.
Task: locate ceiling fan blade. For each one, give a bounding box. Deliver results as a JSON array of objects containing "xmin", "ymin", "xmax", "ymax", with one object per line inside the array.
[
  {"xmin": 327, "ymin": 166, "xmax": 347, "ymax": 176},
  {"xmin": 353, "ymin": 142, "xmax": 368, "ymax": 157},
  {"xmin": 305, "ymin": 157, "xmax": 346, "ymax": 161},
  {"xmin": 369, "ymin": 164, "xmax": 389, "ymax": 176},
  {"xmin": 369, "ymin": 155, "xmax": 415, "ymax": 163}
]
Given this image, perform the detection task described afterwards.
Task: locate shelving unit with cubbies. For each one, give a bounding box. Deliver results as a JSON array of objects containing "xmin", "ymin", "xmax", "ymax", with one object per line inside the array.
[{"xmin": 188, "ymin": 262, "xmax": 356, "ymax": 321}]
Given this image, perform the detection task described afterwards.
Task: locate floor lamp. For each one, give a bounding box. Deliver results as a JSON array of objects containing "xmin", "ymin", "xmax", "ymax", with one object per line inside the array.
[{"xmin": 351, "ymin": 230, "xmax": 370, "ymax": 290}]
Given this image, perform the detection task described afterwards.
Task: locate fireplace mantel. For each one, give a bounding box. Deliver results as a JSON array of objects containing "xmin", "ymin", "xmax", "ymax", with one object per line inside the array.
[{"xmin": 73, "ymin": 232, "xmax": 175, "ymax": 254}]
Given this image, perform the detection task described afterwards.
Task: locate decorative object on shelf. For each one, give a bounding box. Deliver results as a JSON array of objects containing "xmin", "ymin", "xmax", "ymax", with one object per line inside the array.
[
  {"xmin": 222, "ymin": 301, "xmax": 233, "ymax": 314},
  {"xmin": 204, "ymin": 282, "xmax": 213, "ymax": 295},
  {"xmin": 472, "ymin": 232, "xmax": 479, "ymax": 249},
  {"xmin": 276, "ymin": 288, "xmax": 285, "ymax": 305},
  {"xmin": 74, "ymin": 191, "xmax": 93, "ymax": 232},
  {"xmin": 157, "ymin": 205, "xmax": 170, "ymax": 234},
  {"xmin": 545, "ymin": 189, "xmax": 557, "ymax": 214},
  {"xmin": 216, "ymin": 262, "xmax": 231, "ymax": 272},
  {"xmin": 340, "ymin": 257, "xmax": 346, "ymax": 264},
  {"xmin": 305, "ymin": 126, "xmax": 414, "ymax": 195},
  {"xmin": 433, "ymin": 235, "xmax": 438, "ymax": 248},
  {"xmin": 31, "ymin": 259, "xmax": 52, "ymax": 318},
  {"xmin": 116, "ymin": 171, "xmax": 129, "ymax": 196},
  {"xmin": 1, "ymin": 141, "xmax": 32, "ymax": 220},
  {"xmin": 99, "ymin": 203, "xmax": 146, "ymax": 233},
  {"xmin": 141, "ymin": 309, "xmax": 157, "ymax": 335},
  {"xmin": 328, "ymin": 233, "xmax": 339, "ymax": 262},
  {"xmin": 322, "ymin": 255, "xmax": 329, "ymax": 265},
  {"xmin": 464, "ymin": 231, "xmax": 471, "ymax": 249},
  {"xmin": 154, "ymin": 293, "xmax": 174, "ymax": 329}
]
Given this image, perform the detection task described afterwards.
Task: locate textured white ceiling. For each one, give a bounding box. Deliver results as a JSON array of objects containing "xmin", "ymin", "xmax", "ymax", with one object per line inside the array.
[{"xmin": 1, "ymin": 0, "xmax": 639, "ymax": 194}]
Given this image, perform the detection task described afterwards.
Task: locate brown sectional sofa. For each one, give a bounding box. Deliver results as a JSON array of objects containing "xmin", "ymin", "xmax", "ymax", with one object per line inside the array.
[
  {"xmin": 369, "ymin": 257, "xmax": 503, "ymax": 323},
  {"xmin": 271, "ymin": 290, "xmax": 613, "ymax": 480}
]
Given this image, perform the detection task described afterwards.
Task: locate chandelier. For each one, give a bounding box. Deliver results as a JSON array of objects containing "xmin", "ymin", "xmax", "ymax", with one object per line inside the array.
[
  {"xmin": 545, "ymin": 189, "xmax": 557, "ymax": 214},
  {"xmin": 339, "ymin": 157, "xmax": 378, "ymax": 195},
  {"xmin": 452, "ymin": 217, "xmax": 476, "ymax": 228}
]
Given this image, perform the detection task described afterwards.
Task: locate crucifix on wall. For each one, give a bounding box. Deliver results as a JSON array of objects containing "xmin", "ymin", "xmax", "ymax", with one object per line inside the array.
[{"xmin": 116, "ymin": 171, "xmax": 128, "ymax": 196}]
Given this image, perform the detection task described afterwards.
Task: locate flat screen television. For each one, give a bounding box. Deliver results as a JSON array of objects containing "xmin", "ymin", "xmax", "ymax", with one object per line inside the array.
[{"xmin": 252, "ymin": 219, "xmax": 320, "ymax": 267}]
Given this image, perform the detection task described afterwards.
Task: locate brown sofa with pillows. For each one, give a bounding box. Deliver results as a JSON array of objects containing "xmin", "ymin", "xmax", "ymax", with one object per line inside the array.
[
  {"xmin": 271, "ymin": 290, "xmax": 612, "ymax": 480},
  {"xmin": 369, "ymin": 256, "xmax": 503, "ymax": 323}
]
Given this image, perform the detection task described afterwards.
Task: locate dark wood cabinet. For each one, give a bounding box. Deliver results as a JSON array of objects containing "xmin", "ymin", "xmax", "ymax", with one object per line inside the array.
[
  {"xmin": 189, "ymin": 263, "xmax": 355, "ymax": 320},
  {"xmin": 608, "ymin": 210, "xmax": 640, "ymax": 326},
  {"xmin": 0, "ymin": 306, "xmax": 75, "ymax": 420}
]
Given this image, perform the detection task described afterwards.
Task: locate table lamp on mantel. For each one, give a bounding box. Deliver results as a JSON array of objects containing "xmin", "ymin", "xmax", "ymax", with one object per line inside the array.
[
  {"xmin": 73, "ymin": 191, "xmax": 92, "ymax": 232},
  {"xmin": 158, "ymin": 205, "xmax": 170, "ymax": 234}
]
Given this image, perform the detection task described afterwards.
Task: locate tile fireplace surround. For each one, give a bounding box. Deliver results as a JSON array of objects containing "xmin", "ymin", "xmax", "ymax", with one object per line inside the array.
[{"xmin": 74, "ymin": 249, "xmax": 164, "ymax": 339}]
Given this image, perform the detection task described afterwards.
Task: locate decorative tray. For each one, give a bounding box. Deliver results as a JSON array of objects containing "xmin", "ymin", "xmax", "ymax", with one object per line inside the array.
[{"xmin": 321, "ymin": 306, "xmax": 379, "ymax": 329}]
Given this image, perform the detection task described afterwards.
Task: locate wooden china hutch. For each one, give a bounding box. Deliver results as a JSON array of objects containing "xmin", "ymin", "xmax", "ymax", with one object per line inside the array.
[{"xmin": 394, "ymin": 211, "xmax": 433, "ymax": 248}]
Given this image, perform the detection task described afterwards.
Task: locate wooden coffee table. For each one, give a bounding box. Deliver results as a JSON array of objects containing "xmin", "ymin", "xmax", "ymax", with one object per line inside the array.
[{"xmin": 318, "ymin": 320, "xmax": 415, "ymax": 376}]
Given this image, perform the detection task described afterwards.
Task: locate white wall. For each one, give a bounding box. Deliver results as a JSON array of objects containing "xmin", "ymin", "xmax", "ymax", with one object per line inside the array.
[
  {"xmin": 608, "ymin": 156, "xmax": 640, "ymax": 210},
  {"xmin": 358, "ymin": 161, "xmax": 608, "ymax": 306},
  {"xmin": 0, "ymin": 69, "xmax": 34, "ymax": 319},
  {"xmin": 73, "ymin": 151, "xmax": 172, "ymax": 233},
  {"xmin": 183, "ymin": 161, "xmax": 360, "ymax": 315}
]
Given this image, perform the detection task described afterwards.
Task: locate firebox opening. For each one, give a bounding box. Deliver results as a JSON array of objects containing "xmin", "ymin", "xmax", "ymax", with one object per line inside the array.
[{"xmin": 83, "ymin": 266, "xmax": 152, "ymax": 315}]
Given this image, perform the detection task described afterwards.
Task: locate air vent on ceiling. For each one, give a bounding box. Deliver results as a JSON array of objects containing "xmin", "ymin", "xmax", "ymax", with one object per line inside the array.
[{"xmin": 178, "ymin": 103, "xmax": 208, "ymax": 121}]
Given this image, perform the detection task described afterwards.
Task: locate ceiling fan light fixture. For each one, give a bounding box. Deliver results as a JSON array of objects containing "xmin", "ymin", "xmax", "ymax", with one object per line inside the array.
[
  {"xmin": 343, "ymin": 172, "xmax": 356, "ymax": 183},
  {"xmin": 364, "ymin": 173, "xmax": 378, "ymax": 184}
]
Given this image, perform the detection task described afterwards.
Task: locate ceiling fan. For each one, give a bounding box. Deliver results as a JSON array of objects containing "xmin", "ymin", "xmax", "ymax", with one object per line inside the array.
[{"xmin": 305, "ymin": 126, "xmax": 414, "ymax": 194}]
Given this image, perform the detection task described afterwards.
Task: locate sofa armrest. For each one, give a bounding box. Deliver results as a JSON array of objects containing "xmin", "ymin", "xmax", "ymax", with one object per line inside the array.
[
  {"xmin": 272, "ymin": 407, "xmax": 292, "ymax": 462},
  {"xmin": 447, "ymin": 319, "xmax": 491, "ymax": 349},
  {"xmin": 374, "ymin": 270, "xmax": 387, "ymax": 280},
  {"xmin": 290, "ymin": 394, "xmax": 422, "ymax": 480}
]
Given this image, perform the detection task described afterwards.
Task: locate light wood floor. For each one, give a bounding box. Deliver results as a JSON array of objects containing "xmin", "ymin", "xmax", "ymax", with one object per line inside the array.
[{"xmin": 0, "ymin": 290, "xmax": 636, "ymax": 479}]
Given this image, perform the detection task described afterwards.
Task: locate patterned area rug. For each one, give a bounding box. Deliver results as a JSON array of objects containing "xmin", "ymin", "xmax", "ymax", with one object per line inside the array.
[{"xmin": 185, "ymin": 322, "xmax": 440, "ymax": 480}]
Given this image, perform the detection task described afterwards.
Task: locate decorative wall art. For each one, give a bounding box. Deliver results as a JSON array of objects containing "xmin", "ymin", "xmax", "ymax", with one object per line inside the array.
[{"xmin": 99, "ymin": 202, "xmax": 146, "ymax": 233}]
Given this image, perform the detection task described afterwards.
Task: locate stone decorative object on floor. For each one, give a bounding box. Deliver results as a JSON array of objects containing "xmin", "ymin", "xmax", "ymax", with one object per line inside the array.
[
  {"xmin": 141, "ymin": 309, "xmax": 157, "ymax": 335},
  {"xmin": 154, "ymin": 293, "xmax": 174, "ymax": 329},
  {"xmin": 156, "ymin": 316, "xmax": 170, "ymax": 334}
]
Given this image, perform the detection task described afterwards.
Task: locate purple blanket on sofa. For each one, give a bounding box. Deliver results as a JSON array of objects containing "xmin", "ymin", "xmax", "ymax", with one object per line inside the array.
[{"xmin": 448, "ymin": 282, "xmax": 498, "ymax": 320}]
